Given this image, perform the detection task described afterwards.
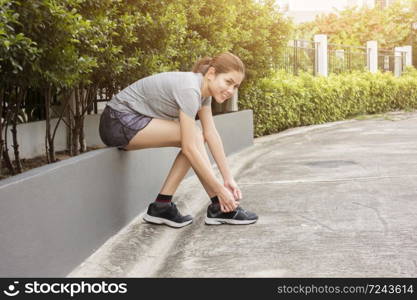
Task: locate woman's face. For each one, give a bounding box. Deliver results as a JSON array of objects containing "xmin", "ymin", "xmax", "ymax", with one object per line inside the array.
[{"xmin": 207, "ymin": 69, "xmax": 244, "ymax": 103}]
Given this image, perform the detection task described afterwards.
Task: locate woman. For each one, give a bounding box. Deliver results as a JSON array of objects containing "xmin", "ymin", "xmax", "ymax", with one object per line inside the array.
[{"xmin": 99, "ymin": 52, "xmax": 258, "ymax": 228}]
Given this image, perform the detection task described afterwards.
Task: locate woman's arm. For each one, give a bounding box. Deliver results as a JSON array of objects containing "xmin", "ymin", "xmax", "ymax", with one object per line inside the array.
[
  {"xmin": 204, "ymin": 130, "xmax": 232, "ymax": 181},
  {"xmin": 180, "ymin": 110, "xmax": 220, "ymax": 191},
  {"xmin": 179, "ymin": 110, "xmax": 237, "ymax": 211},
  {"xmin": 197, "ymin": 105, "xmax": 232, "ymax": 181},
  {"xmin": 198, "ymin": 105, "xmax": 242, "ymax": 200}
]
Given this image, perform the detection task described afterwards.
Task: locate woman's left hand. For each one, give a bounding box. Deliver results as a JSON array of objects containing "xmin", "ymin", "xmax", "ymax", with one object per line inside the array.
[{"xmin": 223, "ymin": 178, "xmax": 242, "ymax": 201}]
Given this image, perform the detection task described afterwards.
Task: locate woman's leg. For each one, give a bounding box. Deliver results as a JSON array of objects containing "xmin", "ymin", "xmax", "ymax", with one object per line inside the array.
[
  {"xmin": 124, "ymin": 118, "xmax": 217, "ymax": 198},
  {"xmin": 159, "ymin": 134, "xmax": 217, "ymax": 198},
  {"xmin": 158, "ymin": 150, "xmax": 191, "ymax": 195}
]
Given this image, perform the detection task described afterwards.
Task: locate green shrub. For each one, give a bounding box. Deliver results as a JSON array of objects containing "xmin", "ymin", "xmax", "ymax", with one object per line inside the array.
[{"xmin": 239, "ymin": 69, "xmax": 417, "ymax": 137}]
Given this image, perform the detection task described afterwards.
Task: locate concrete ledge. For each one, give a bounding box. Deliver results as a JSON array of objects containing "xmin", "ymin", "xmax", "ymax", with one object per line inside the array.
[{"xmin": 0, "ymin": 110, "xmax": 253, "ymax": 277}]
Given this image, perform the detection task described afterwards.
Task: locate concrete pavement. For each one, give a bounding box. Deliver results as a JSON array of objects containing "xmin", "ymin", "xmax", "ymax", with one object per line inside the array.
[{"xmin": 68, "ymin": 111, "xmax": 417, "ymax": 277}]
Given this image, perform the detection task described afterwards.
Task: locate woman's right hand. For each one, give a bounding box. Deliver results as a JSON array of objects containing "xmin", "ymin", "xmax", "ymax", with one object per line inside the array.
[{"xmin": 216, "ymin": 185, "xmax": 238, "ymax": 212}]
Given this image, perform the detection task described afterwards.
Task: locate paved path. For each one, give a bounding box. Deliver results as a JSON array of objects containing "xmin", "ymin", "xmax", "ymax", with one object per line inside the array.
[{"xmin": 69, "ymin": 111, "xmax": 417, "ymax": 277}]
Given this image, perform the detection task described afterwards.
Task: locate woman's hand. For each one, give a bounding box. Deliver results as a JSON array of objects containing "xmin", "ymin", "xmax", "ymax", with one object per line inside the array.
[
  {"xmin": 224, "ymin": 178, "xmax": 242, "ymax": 202},
  {"xmin": 216, "ymin": 185, "xmax": 238, "ymax": 212}
]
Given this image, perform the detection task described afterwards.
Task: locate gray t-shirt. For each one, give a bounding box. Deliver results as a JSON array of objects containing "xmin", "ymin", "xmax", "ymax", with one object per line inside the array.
[{"xmin": 107, "ymin": 72, "xmax": 212, "ymax": 120}]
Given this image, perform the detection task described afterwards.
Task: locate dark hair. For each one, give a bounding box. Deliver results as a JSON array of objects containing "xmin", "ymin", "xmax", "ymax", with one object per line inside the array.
[{"xmin": 192, "ymin": 52, "xmax": 245, "ymax": 76}]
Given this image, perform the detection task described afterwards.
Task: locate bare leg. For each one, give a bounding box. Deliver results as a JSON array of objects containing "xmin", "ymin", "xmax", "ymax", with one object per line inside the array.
[
  {"xmin": 159, "ymin": 137, "xmax": 217, "ymax": 198},
  {"xmin": 159, "ymin": 150, "xmax": 191, "ymax": 195},
  {"xmin": 124, "ymin": 118, "xmax": 217, "ymax": 198}
]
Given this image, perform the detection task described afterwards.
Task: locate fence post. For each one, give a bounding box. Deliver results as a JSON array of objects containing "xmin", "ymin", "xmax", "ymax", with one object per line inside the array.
[
  {"xmin": 212, "ymin": 90, "xmax": 238, "ymax": 114},
  {"xmin": 402, "ymin": 45, "xmax": 412, "ymax": 67},
  {"xmin": 212, "ymin": 100, "xmax": 223, "ymax": 114},
  {"xmin": 366, "ymin": 41, "xmax": 378, "ymax": 73},
  {"xmin": 225, "ymin": 90, "xmax": 238, "ymax": 112},
  {"xmin": 394, "ymin": 47, "xmax": 404, "ymax": 77},
  {"xmin": 314, "ymin": 34, "xmax": 328, "ymax": 77}
]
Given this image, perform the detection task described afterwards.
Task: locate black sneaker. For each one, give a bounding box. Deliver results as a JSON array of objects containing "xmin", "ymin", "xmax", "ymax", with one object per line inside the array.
[
  {"xmin": 143, "ymin": 202, "xmax": 193, "ymax": 228},
  {"xmin": 205, "ymin": 203, "xmax": 258, "ymax": 225}
]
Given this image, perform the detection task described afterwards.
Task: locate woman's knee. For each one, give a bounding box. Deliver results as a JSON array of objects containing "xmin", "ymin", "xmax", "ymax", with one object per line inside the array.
[
  {"xmin": 124, "ymin": 118, "xmax": 181, "ymax": 150},
  {"xmin": 162, "ymin": 123, "xmax": 205, "ymax": 148},
  {"xmin": 124, "ymin": 118, "xmax": 205, "ymax": 150},
  {"xmin": 178, "ymin": 127, "xmax": 205, "ymax": 149}
]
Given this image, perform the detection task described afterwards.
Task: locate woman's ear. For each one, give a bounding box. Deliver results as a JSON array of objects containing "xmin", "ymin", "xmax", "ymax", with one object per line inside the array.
[{"xmin": 206, "ymin": 66, "xmax": 216, "ymax": 80}]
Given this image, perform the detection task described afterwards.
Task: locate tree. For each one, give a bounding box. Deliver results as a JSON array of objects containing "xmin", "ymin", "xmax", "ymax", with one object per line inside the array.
[
  {"xmin": 296, "ymin": 1, "xmax": 413, "ymax": 49},
  {"xmin": 0, "ymin": 0, "xmax": 39, "ymax": 174},
  {"xmin": 1, "ymin": 0, "xmax": 293, "ymax": 176}
]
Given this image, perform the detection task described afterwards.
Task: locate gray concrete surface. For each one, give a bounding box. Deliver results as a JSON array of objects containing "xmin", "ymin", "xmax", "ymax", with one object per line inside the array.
[{"xmin": 68, "ymin": 111, "xmax": 417, "ymax": 277}]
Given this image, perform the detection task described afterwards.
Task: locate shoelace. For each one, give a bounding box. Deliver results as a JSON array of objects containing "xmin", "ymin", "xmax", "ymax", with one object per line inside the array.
[
  {"xmin": 237, "ymin": 206, "xmax": 249, "ymax": 217},
  {"xmin": 210, "ymin": 204, "xmax": 250, "ymax": 218}
]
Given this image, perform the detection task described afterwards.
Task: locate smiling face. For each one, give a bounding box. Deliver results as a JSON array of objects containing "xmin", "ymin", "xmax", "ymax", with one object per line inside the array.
[{"xmin": 206, "ymin": 68, "xmax": 244, "ymax": 103}]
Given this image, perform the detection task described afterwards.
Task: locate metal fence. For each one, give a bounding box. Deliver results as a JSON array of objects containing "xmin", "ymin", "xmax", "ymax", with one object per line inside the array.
[
  {"xmin": 378, "ymin": 48, "xmax": 406, "ymax": 75},
  {"xmin": 277, "ymin": 40, "xmax": 318, "ymax": 75},
  {"xmin": 279, "ymin": 39, "xmax": 409, "ymax": 77},
  {"xmin": 378, "ymin": 48, "xmax": 396, "ymax": 73},
  {"xmin": 328, "ymin": 44, "xmax": 368, "ymax": 74}
]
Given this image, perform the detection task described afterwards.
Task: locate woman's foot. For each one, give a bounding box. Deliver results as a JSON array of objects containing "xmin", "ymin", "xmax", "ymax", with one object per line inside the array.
[
  {"xmin": 205, "ymin": 203, "xmax": 258, "ymax": 225},
  {"xmin": 143, "ymin": 202, "xmax": 193, "ymax": 228}
]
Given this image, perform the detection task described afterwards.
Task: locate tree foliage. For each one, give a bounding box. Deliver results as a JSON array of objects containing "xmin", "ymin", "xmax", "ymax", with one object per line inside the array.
[
  {"xmin": 296, "ymin": 1, "xmax": 414, "ymax": 49},
  {"xmin": 0, "ymin": 0, "xmax": 292, "ymax": 176}
]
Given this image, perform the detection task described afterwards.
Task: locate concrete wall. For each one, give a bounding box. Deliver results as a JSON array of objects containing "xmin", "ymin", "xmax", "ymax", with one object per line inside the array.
[
  {"xmin": 4, "ymin": 113, "xmax": 104, "ymax": 160},
  {"xmin": 4, "ymin": 118, "xmax": 67, "ymax": 160},
  {"xmin": 0, "ymin": 110, "xmax": 253, "ymax": 277}
]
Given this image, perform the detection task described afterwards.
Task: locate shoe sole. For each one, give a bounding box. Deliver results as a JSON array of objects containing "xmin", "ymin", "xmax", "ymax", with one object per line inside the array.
[
  {"xmin": 143, "ymin": 214, "xmax": 193, "ymax": 228},
  {"xmin": 204, "ymin": 217, "xmax": 258, "ymax": 225}
]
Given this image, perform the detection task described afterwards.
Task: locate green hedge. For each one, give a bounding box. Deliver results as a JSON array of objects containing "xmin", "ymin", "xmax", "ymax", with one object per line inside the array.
[{"xmin": 239, "ymin": 68, "xmax": 417, "ymax": 137}]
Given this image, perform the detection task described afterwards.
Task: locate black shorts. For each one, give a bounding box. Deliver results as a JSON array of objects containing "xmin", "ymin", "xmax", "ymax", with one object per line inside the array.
[{"xmin": 99, "ymin": 105, "xmax": 153, "ymax": 150}]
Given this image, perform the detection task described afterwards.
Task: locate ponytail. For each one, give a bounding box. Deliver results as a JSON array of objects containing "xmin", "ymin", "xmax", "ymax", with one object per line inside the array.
[
  {"xmin": 192, "ymin": 52, "xmax": 245, "ymax": 76},
  {"xmin": 192, "ymin": 56, "xmax": 212, "ymax": 75}
]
